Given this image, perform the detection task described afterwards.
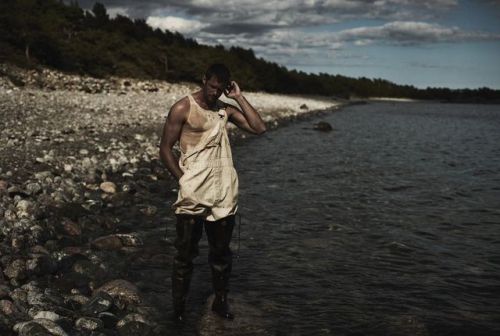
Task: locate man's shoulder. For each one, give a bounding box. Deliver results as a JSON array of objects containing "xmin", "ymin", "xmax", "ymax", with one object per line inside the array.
[
  {"xmin": 170, "ymin": 96, "xmax": 190, "ymax": 114},
  {"xmin": 166, "ymin": 96, "xmax": 191, "ymax": 122}
]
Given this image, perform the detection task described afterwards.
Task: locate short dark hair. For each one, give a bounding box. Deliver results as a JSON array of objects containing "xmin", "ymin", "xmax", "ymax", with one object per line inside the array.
[{"xmin": 205, "ymin": 63, "xmax": 230, "ymax": 85}]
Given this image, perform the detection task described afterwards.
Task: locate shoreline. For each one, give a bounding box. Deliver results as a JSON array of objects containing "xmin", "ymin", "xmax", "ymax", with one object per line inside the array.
[{"xmin": 0, "ymin": 66, "xmax": 344, "ymax": 335}]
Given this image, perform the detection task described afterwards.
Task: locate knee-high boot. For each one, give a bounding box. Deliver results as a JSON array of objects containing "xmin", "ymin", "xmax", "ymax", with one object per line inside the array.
[
  {"xmin": 205, "ymin": 215, "xmax": 235, "ymax": 320},
  {"xmin": 171, "ymin": 215, "xmax": 203, "ymax": 321}
]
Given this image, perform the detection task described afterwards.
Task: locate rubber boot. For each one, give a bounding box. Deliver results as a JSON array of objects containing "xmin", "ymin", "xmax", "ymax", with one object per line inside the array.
[
  {"xmin": 212, "ymin": 292, "xmax": 234, "ymax": 320},
  {"xmin": 205, "ymin": 215, "xmax": 235, "ymax": 320},
  {"xmin": 171, "ymin": 215, "xmax": 203, "ymax": 322}
]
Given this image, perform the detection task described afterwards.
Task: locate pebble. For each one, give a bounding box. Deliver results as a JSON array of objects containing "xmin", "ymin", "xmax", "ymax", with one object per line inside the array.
[
  {"xmin": 4, "ymin": 259, "xmax": 27, "ymax": 280},
  {"xmin": 94, "ymin": 279, "xmax": 141, "ymax": 308},
  {"xmin": 14, "ymin": 321, "xmax": 51, "ymax": 336},
  {"xmin": 91, "ymin": 235, "xmax": 123, "ymax": 250},
  {"xmin": 75, "ymin": 316, "xmax": 103, "ymax": 331},
  {"xmin": 100, "ymin": 181, "xmax": 117, "ymax": 194},
  {"xmin": 0, "ymin": 299, "xmax": 19, "ymax": 316},
  {"xmin": 313, "ymin": 121, "xmax": 333, "ymax": 131},
  {"xmin": 31, "ymin": 318, "xmax": 68, "ymax": 336},
  {"xmin": 33, "ymin": 311, "xmax": 61, "ymax": 321}
]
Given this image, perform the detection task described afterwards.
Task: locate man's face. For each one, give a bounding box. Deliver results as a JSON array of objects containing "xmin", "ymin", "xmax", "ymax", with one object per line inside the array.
[{"xmin": 203, "ymin": 75, "xmax": 227, "ymax": 104}]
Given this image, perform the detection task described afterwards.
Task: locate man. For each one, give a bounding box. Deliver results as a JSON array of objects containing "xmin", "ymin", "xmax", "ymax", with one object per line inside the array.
[{"xmin": 159, "ymin": 63, "xmax": 266, "ymax": 322}]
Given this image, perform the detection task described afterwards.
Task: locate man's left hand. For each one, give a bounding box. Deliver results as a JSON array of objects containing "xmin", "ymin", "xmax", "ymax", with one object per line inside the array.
[{"xmin": 224, "ymin": 81, "xmax": 241, "ymax": 99}]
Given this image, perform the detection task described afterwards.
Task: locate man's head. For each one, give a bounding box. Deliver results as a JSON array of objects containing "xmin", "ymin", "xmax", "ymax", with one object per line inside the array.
[{"xmin": 202, "ymin": 63, "xmax": 231, "ymax": 105}]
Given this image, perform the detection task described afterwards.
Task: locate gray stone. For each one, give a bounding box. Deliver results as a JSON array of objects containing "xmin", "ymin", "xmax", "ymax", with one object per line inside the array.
[
  {"xmin": 75, "ymin": 316, "xmax": 104, "ymax": 331},
  {"xmin": 91, "ymin": 235, "xmax": 123, "ymax": 251},
  {"xmin": 100, "ymin": 181, "xmax": 117, "ymax": 194},
  {"xmin": 31, "ymin": 318, "xmax": 68, "ymax": 336},
  {"xmin": 116, "ymin": 234, "xmax": 143, "ymax": 247},
  {"xmin": 313, "ymin": 121, "xmax": 333, "ymax": 131},
  {"xmin": 25, "ymin": 183, "xmax": 42, "ymax": 196},
  {"xmin": 33, "ymin": 311, "xmax": 61, "ymax": 321},
  {"xmin": 4, "ymin": 259, "xmax": 27, "ymax": 280},
  {"xmin": 94, "ymin": 279, "xmax": 141, "ymax": 309},
  {"xmin": 81, "ymin": 291, "xmax": 113, "ymax": 315},
  {"xmin": 0, "ymin": 299, "xmax": 20, "ymax": 316},
  {"xmin": 14, "ymin": 321, "xmax": 51, "ymax": 336},
  {"xmin": 117, "ymin": 313, "xmax": 152, "ymax": 336},
  {"xmin": 98, "ymin": 311, "xmax": 119, "ymax": 329}
]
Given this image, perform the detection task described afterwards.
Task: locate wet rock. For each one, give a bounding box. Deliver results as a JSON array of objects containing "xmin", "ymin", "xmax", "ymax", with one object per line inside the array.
[
  {"xmin": 75, "ymin": 316, "xmax": 104, "ymax": 331},
  {"xmin": 26, "ymin": 288, "xmax": 65, "ymax": 308},
  {"xmin": 91, "ymin": 235, "xmax": 123, "ymax": 251},
  {"xmin": 4, "ymin": 259, "xmax": 27, "ymax": 280},
  {"xmin": 11, "ymin": 235, "xmax": 27, "ymax": 250},
  {"xmin": 94, "ymin": 280, "xmax": 141, "ymax": 309},
  {"xmin": 98, "ymin": 311, "xmax": 119, "ymax": 329},
  {"xmin": 0, "ymin": 284, "xmax": 9, "ymax": 298},
  {"xmin": 7, "ymin": 185, "xmax": 29, "ymax": 198},
  {"xmin": 28, "ymin": 224, "xmax": 48, "ymax": 246},
  {"xmin": 61, "ymin": 218, "xmax": 82, "ymax": 236},
  {"xmin": 25, "ymin": 182, "xmax": 43, "ymax": 196},
  {"xmin": 139, "ymin": 206, "xmax": 157, "ymax": 216},
  {"xmin": 81, "ymin": 291, "xmax": 113, "ymax": 315},
  {"xmin": 313, "ymin": 121, "xmax": 333, "ymax": 131},
  {"xmin": 14, "ymin": 321, "xmax": 51, "ymax": 336},
  {"xmin": 31, "ymin": 318, "xmax": 68, "ymax": 336},
  {"xmin": 0, "ymin": 180, "xmax": 8, "ymax": 191},
  {"xmin": 100, "ymin": 181, "xmax": 117, "ymax": 194},
  {"xmin": 10, "ymin": 288, "xmax": 28, "ymax": 305},
  {"xmin": 65, "ymin": 294, "xmax": 90, "ymax": 309},
  {"xmin": 26, "ymin": 291, "xmax": 45, "ymax": 306},
  {"xmin": 16, "ymin": 200, "xmax": 34, "ymax": 219},
  {"xmin": 116, "ymin": 234, "xmax": 143, "ymax": 247},
  {"xmin": 72, "ymin": 259, "xmax": 106, "ymax": 280},
  {"xmin": 26, "ymin": 255, "xmax": 57, "ymax": 276},
  {"xmin": 4, "ymin": 208, "xmax": 17, "ymax": 222},
  {"xmin": 34, "ymin": 171, "xmax": 53, "ymax": 181},
  {"xmin": 33, "ymin": 311, "xmax": 61, "ymax": 321},
  {"xmin": 30, "ymin": 245, "xmax": 50, "ymax": 255},
  {"xmin": 117, "ymin": 313, "xmax": 152, "ymax": 336},
  {"xmin": 300, "ymin": 103, "xmax": 308, "ymax": 109},
  {"xmin": 0, "ymin": 299, "xmax": 21, "ymax": 316}
]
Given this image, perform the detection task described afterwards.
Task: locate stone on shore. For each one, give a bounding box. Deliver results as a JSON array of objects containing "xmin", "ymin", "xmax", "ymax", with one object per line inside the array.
[
  {"xmin": 117, "ymin": 313, "xmax": 152, "ymax": 336},
  {"xmin": 94, "ymin": 280, "xmax": 141, "ymax": 309},
  {"xmin": 99, "ymin": 181, "xmax": 117, "ymax": 194},
  {"xmin": 75, "ymin": 316, "xmax": 104, "ymax": 331},
  {"xmin": 313, "ymin": 121, "xmax": 333, "ymax": 131}
]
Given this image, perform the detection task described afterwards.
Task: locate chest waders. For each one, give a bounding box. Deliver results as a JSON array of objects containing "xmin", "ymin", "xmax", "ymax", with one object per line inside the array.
[{"xmin": 171, "ymin": 95, "xmax": 237, "ymax": 321}]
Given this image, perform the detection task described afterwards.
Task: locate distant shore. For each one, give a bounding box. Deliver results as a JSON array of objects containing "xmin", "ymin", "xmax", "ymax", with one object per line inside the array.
[{"xmin": 368, "ymin": 97, "xmax": 420, "ymax": 102}]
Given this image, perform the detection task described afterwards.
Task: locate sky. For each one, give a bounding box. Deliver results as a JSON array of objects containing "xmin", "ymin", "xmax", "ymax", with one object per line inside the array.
[{"xmin": 74, "ymin": 0, "xmax": 500, "ymax": 89}]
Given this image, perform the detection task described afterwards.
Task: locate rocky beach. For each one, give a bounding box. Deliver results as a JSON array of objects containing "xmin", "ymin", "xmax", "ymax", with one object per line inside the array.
[{"xmin": 0, "ymin": 64, "xmax": 340, "ymax": 335}]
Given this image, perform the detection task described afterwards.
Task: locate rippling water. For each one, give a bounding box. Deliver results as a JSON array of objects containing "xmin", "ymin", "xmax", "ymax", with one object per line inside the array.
[
  {"xmin": 227, "ymin": 102, "xmax": 500, "ymax": 336},
  {"xmin": 151, "ymin": 102, "xmax": 500, "ymax": 335}
]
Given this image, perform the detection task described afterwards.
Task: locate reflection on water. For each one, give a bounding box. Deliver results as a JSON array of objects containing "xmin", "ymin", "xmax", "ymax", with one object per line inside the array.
[{"xmin": 142, "ymin": 102, "xmax": 500, "ymax": 335}]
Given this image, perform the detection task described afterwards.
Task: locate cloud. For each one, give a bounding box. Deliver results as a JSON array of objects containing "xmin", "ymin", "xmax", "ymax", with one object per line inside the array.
[
  {"xmin": 336, "ymin": 21, "xmax": 500, "ymax": 45},
  {"xmin": 106, "ymin": 6, "xmax": 130, "ymax": 18},
  {"xmin": 146, "ymin": 16, "xmax": 208, "ymax": 34},
  {"xmin": 72, "ymin": 0, "xmax": 460, "ymax": 34}
]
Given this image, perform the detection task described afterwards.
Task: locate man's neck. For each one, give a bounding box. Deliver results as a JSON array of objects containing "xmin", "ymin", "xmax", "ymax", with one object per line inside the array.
[{"xmin": 194, "ymin": 91, "xmax": 216, "ymax": 110}]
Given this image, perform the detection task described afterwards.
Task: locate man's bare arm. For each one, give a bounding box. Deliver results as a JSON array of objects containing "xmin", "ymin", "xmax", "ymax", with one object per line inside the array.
[
  {"xmin": 225, "ymin": 81, "xmax": 266, "ymax": 135},
  {"xmin": 159, "ymin": 98, "xmax": 189, "ymax": 181}
]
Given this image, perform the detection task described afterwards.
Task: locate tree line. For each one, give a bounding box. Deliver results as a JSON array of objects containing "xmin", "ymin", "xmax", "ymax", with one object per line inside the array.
[{"xmin": 1, "ymin": 0, "xmax": 499, "ymax": 102}]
